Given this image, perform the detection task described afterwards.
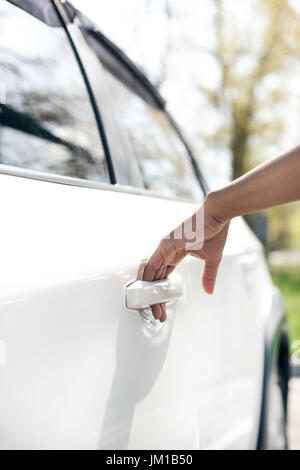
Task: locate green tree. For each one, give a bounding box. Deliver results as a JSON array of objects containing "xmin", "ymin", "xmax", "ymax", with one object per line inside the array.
[{"xmin": 201, "ymin": 0, "xmax": 300, "ymax": 179}]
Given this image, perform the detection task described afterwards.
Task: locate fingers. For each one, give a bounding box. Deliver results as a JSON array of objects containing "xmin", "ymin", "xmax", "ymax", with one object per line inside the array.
[
  {"xmin": 151, "ymin": 303, "xmax": 166, "ymax": 322},
  {"xmin": 154, "ymin": 264, "xmax": 167, "ymax": 281},
  {"xmin": 166, "ymin": 265, "xmax": 175, "ymax": 277},
  {"xmin": 160, "ymin": 303, "xmax": 167, "ymax": 322},
  {"xmin": 144, "ymin": 243, "xmax": 186, "ymax": 282},
  {"xmin": 143, "ymin": 249, "xmax": 164, "ymax": 282},
  {"xmin": 143, "ymin": 239, "xmax": 182, "ymax": 282},
  {"xmin": 202, "ymin": 259, "xmax": 221, "ymax": 294},
  {"xmin": 151, "ymin": 303, "xmax": 162, "ymax": 320},
  {"xmin": 143, "ymin": 238, "xmax": 184, "ymax": 324}
]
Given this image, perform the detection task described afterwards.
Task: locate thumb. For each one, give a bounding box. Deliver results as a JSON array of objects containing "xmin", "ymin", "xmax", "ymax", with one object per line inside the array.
[{"xmin": 202, "ymin": 259, "xmax": 221, "ymax": 294}]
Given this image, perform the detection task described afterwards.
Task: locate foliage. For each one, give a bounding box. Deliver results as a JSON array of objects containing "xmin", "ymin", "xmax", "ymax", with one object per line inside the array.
[
  {"xmin": 200, "ymin": 0, "xmax": 300, "ymax": 179},
  {"xmin": 267, "ymin": 203, "xmax": 300, "ymax": 250},
  {"xmin": 270, "ymin": 264, "xmax": 300, "ymax": 355}
]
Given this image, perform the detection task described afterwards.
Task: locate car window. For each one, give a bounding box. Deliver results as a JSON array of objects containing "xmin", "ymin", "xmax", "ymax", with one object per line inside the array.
[
  {"xmin": 0, "ymin": 1, "xmax": 109, "ymax": 183},
  {"xmin": 100, "ymin": 69, "xmax": 203, "ymax": 200}
]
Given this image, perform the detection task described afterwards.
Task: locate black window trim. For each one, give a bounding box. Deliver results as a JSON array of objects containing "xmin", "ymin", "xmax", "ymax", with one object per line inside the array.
[
  {"xmin": 51, "ymin": 0, "xmax": 117, "ymax": 184},
  {"xmin": 59, "ymin": 0, "xmax": 208, "ymax": 196},
  {"xmin": 6, "ymin": 0, "xmax": 117, "ymax": 184},
  {"xmin": 4, "ymin": 0, "xmax": 208, "ymax": 197},
  {"xmin": 165, "ymin": 112, "xmax": 209, "ymax": 196}
]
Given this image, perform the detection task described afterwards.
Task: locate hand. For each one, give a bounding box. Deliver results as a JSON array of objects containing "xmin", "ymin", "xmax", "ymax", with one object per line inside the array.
[{"xmin": 142, "ymin": 195, "xmax": 230, "ymax": 322}]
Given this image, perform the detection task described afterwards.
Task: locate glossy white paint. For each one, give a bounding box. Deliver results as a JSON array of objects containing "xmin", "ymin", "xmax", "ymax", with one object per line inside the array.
[{"xmin": 0, "ymin": 172, "xmax": 280, "ymax": 449}]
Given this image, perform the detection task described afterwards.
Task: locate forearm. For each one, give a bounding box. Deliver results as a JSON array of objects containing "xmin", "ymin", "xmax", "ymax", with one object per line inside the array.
[{"xmin": 206, "ymin": 144, "xmax": 300, "ymax": 221}]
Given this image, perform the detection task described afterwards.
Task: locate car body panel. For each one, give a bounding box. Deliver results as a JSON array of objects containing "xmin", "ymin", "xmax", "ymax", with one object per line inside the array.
[
  {"xmin": 0, "ymin": 172, "xmax": 278, "ymax": 450},
  {"xmin": 0, "ymin": 0, "xmax": 287, "ymax": 451}
]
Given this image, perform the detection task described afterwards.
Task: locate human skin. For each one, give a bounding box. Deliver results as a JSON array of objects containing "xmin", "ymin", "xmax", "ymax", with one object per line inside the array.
[{"xmin": 143, "ymin": 144, "xmax": 300, "ymax": 322}]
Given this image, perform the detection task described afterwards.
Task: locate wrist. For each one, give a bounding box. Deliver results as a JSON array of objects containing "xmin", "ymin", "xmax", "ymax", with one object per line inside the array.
[{"xmin": 203, "ymin": 190, "xmax": 231, "ymax": 224}]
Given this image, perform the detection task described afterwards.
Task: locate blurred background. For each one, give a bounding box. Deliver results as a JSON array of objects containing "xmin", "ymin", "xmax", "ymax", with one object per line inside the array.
[{"xmin": 72, "ymin": 0, "xmax": 300, "ymax": 358}]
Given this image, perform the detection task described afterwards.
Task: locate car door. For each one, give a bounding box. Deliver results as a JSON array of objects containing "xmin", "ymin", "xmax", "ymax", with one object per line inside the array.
[
  {"xmin": 75, "ymin": 25, "xmax": 268, "ymax": 449},
  {"xmin": 0, "ymin": 0, "xmax": 266, "ymax": 450}
]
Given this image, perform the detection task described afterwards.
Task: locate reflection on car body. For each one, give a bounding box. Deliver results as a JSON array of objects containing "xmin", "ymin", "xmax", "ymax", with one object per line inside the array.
[{"xmin": 0, "ymin": 0, "xmax": 289, "ymax": 450}]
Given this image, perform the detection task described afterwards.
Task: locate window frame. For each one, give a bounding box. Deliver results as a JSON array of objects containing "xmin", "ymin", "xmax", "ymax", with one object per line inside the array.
[
  {"xmin": 51, "ymin": 0, "xmax": 116, "ymax": 184},
  {"xmin": 57, "ymin": 0, "xmax": 208, "ymax": 199},
  {"xmin": 2, "ymin": 0, "xmax": 208, "ymax": 202},
  {"xmin": 88, "ymin": 65, "xmax": 208, "ymax": 200},
  {"xmin": 1, "ymin": 0, "xmax": 116, "ymax": 185}
]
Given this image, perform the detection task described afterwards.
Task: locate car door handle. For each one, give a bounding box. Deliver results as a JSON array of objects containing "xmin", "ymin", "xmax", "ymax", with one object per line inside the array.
[{"xmin": 125, "ymin": 274, "xmax": 184, "ymax": 310}]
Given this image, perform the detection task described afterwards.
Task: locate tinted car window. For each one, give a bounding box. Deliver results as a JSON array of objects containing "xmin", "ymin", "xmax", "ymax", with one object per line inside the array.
[
  {"xmin": 101, "ymin": 70, "xmax": 203, "ymax": 200},
  {"xmin": 0, "ymin": 1, "xmax": 109, "ymax": 183}
]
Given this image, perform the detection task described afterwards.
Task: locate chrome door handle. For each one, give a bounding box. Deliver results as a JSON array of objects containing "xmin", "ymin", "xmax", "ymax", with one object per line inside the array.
[{"xmin": 125, "ymin": 274, "xmax": 184, "ymax": 310}]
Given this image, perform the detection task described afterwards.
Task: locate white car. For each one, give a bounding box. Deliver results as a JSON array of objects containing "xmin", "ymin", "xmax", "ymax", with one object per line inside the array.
[{"xmin": 0, "ymin": 0, "xmax": 289, "ymax": 450}]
